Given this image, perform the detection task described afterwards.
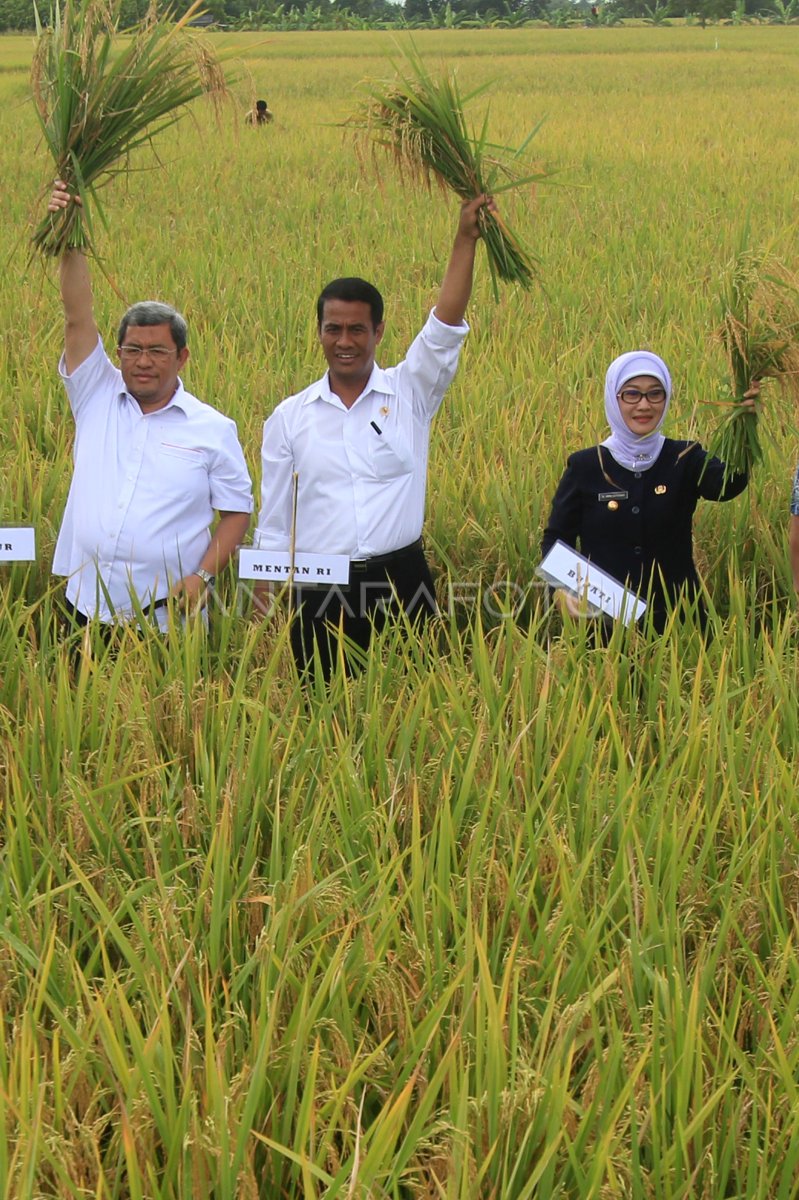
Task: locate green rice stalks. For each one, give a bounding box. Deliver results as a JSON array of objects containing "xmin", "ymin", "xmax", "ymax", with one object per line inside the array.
[
  {"xmin": 706, "ymin": 236, "xmax": 799, "ymax": 479},
  {"xmin": 352, "ymin": 46, "xmax": 549, "ymax": 295},
  {"xmin": 30, "ymin": 0, "xmax": 228, "ymax": 258}
]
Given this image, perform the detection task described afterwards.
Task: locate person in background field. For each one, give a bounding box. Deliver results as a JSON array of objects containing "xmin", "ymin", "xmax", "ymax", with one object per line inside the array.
[
  {"xmin": 789, "ymin": 468, "xmax": 799, "ymax": 598},
  {"xmin": 542, "ymin": 350, "xmax": 759, "ymax": 634},
  {"xmin": 47, "ymin": 181, "xmax": 253, "ymax": 632},
  {"xmin": 255, "ymin": 194, "xmax": 495, "ymax": 683},
  {"xmin": 245, "ymin": 99, "xmax": 273, "ymax": 126}
]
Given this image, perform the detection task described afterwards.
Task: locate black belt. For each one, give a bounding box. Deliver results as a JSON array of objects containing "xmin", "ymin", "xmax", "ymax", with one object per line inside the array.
[
  {"xmin": 349, "ymin": 537, "xmax": 424, "ymax": 573},
  {"xmin": 63, "ymin": 595, "xmax": 170, "ymax": 624}
]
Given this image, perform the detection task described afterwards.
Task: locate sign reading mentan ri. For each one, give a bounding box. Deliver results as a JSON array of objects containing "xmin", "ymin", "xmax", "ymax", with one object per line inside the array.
[{"xmin": 239, "ymin": 549, "xmax": 351, "ymax": 585}]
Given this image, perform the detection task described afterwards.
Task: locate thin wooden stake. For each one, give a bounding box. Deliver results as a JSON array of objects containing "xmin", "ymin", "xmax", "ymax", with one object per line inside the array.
[{"xmin": 288, "ymin": 471, "xmax": 299, "ymax": 618}]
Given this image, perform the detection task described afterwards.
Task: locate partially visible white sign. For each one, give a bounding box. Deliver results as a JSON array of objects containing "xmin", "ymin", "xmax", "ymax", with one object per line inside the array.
[
  {"xmin": 537, "ymin": 540, "xmax": 646, "ymax": 626},
  {"xmin": 0, "ymin": 527, "xmax": 36, "ymax": 562},
  {"xmin": 239, "ymin": 548, "xmax": 350, "ymax": 585}
]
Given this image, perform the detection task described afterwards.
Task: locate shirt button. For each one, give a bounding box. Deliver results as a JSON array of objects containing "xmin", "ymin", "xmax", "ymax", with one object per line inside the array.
[
  {"xmin": 632, "ymin": 506, "xmax": 640, "ymax": 514},
  {"xmin": 634, "ymin": 546, "xmax": 642, "ymax": 555},
  {"xmin": 634, "ymin": 472, "xmax": 642, "ymax": 479}
]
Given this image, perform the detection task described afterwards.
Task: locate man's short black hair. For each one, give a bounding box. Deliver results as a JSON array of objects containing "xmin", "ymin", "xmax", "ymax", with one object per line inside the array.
[{"xmin": 317, "ymin": 278, "xmax": 384, "ymax": 330}]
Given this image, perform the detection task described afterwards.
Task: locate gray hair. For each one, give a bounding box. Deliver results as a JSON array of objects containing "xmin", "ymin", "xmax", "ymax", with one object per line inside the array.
[{"xmin": 117, "ymin": 301, "xmax": 188, "ymax": 352}]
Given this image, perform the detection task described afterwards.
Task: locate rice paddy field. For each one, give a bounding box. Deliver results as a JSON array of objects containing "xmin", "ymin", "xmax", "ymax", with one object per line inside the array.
[{"xmin": 2, "ymin": 24, "xmax": 799, "ymax": 1198}]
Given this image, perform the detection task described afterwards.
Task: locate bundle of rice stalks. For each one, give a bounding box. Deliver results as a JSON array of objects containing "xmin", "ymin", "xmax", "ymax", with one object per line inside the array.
[
  {"xmin": 706, "ymin": 236, "xmax": 799, "ymax": 479},
  {"xmin": 31, "ymin": 0, "xmax": 228, "ymax": 258},
  {"xmin": 352, "ymin": 47, "xmax": 549, "ymax": 295}
]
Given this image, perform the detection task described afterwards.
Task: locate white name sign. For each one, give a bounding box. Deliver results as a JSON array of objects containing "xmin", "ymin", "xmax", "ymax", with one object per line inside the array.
[
  {"xmin": 0, "ymin": 527, "xmax": 36, "ymax": 562},
  {"xmin": 239, "ymin": 548, "xmax": 351, "ymax": 585},
  {"xmin": 537, "ymin": 540, "xmax": 646, "ymax": 626}
]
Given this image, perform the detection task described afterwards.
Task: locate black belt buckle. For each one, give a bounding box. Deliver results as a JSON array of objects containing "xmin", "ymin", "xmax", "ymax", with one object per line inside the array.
[{"xmin": 350, "ymin": 537, "xmax": 423, "ymax": 576}]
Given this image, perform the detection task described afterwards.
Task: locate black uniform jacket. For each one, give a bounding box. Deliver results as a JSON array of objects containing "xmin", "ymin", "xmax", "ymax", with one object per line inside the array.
[{"xmin": 541, "ymin": 438, "xmax": 748, "ymax": 623}]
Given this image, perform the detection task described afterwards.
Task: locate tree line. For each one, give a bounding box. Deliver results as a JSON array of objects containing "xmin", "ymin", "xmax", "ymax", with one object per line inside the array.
[{"xmin": 1, "ymin": 0, "xmax": 796, "ymax": 36}]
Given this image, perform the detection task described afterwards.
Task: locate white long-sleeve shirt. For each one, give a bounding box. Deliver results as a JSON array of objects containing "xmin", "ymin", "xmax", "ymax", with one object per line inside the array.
[
  {"xmin": 54, "ymin": 338, "xmax": 253, "ymax": 621},
  {"xmin": 255, "ymin": 310, "xmax": 468, "ymax": 559}
]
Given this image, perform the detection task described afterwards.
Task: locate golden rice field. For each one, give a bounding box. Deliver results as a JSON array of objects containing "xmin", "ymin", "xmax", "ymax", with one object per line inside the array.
[{"xmin": 2, "ymin": 25, "xmax": 799, "ymax": 1198}]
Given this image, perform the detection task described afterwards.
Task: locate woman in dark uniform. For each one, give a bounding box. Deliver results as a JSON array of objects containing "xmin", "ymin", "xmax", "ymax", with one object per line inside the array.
[{"xmin": 541, "ymin": 350, "xmax": 758, "ymax": 632}]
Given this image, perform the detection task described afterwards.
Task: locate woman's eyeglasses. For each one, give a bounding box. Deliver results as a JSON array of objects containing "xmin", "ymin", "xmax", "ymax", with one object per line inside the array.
[{"xmin": 617, "ymin": 387, "xmax": 667, "ymax": 406}]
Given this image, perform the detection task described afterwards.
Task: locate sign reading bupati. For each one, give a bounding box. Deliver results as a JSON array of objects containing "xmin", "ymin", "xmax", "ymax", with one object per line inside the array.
[
  {"xmin": 0, "ymin": 527, "xmax": 36, "ymax": 562},
  {"xmin": 239, "ymin": 548, "xmax": 351, "ymax": 585},
  {"xmin": 537, "ymin": 540, "xmax": 646, "ymax": 626}
]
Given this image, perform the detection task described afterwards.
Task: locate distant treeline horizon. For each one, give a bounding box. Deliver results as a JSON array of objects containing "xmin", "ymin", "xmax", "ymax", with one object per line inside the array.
[{"xmin": 1, "ymin": 0, "xmax": 793, "ymax": 34}]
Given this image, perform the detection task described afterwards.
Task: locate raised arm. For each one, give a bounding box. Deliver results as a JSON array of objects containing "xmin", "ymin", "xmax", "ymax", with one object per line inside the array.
[
  {"xmin": 433, "ymin": 194, "xmax": 496, "ymax": 328},
  {"xmin": 49, "ymin": 182, "xmax": 99, "ymax": 373}
]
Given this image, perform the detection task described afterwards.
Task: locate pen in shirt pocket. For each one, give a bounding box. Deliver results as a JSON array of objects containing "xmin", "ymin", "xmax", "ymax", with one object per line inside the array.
[{"xmin": 370, "ymin": 421, "xmax": 382, "ymax": 435}]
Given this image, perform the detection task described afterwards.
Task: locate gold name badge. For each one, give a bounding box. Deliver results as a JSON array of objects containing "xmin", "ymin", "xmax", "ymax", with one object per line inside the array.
[{"xmin": 654, "ymin": 485, "xmax": 667, "ymax": 495}]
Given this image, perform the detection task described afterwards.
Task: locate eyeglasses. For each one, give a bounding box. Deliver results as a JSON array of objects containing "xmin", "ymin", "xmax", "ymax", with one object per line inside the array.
[
  {"xmin": 617, "ymin": 386, "xmax": 667, "ymax": 406},
  {"xmin": 118, "ymin": 344, "xmax": 177, "ymax": 361}
]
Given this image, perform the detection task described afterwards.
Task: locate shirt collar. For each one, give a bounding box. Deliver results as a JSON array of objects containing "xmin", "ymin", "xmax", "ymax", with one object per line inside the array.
[{"xmin": 301, "ymin": 362, "xmax": 396, "ymax": 408}]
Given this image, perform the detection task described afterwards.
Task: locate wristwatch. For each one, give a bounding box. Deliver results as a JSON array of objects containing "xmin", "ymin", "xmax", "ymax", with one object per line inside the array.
[{"xmin": 194, "ymin": 568, "xmax": 215, "ymax": 586}]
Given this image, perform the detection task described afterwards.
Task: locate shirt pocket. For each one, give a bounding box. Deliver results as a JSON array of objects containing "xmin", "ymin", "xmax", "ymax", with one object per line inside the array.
[
  {"xmin": 154, "ymin": 442, "xmax": 209, "ymax": 503},
  {"xmin": 158, "ymin": 442, "xmax": 206, "ymax": 465},
  {"xmin": 368, "ymin": 426, "xmax": 415, "ymax": 481}
]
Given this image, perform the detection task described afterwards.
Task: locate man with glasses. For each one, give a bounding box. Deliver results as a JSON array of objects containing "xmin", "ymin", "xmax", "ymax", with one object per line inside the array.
[{"xmin": 47, "ymin": 182, "xmax": 253, "ymax": 630}]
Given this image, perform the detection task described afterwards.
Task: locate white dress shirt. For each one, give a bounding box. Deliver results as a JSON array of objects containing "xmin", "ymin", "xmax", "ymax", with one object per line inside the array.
[
  {"xmin": 54, "ymin": 338, "xmax": 253, "ymax": 621},
  {"xmin": 255, "ymin": 309, "xmax": 468, "ymax": 558}
]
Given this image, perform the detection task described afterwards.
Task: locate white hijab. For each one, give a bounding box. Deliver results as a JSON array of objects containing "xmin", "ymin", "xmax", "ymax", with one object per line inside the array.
[{"xmin": 601, "ymin": 351, "xmax": 672, "ymax": 472}]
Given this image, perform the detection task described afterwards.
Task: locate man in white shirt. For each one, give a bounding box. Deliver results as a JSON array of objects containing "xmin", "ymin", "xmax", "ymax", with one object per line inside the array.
[
  {"xmin": 48, "ymin": 182, "xmax": 253, "ymax": 630},
  {"xmin": 255, "ymin": 194, "xmax": 493, "ymax": 680}
]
